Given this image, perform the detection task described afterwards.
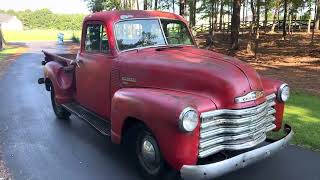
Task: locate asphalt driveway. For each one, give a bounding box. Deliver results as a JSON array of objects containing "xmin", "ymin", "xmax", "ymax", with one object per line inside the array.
[{"xmin": 0, "ymin": 42, "xmax": 319, "ymax": 180}]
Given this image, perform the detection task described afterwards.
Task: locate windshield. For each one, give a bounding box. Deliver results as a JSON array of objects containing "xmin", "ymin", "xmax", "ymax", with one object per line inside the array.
[{"xmin": 114, "ymin": 19, "xmax": 194, "ymax": 51}]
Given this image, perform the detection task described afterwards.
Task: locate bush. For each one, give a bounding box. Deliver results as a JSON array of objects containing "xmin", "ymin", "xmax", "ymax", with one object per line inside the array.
[
  {"xmin": 0, "ymin": 9, "xmax": 86, "ymax": 31},
  {"xmin": 71, "ymin": 33, "xmax": 80, "ymax": 43}
]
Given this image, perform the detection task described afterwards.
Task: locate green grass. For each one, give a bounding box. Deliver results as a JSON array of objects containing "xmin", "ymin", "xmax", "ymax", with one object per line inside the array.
[
  {"xmin": 0, "ymin": 46, "xmax": 23, "ymax": 61},
  {"xmin": 2, "ymin": 30, "xmax": 81, "ymax": 42},
  {"xmin": 269, "ymin": 91, "xmax": 320, "ymax": 151}
]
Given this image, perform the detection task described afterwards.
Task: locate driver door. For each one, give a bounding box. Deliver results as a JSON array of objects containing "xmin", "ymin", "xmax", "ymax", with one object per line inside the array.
[{"xmin": 75, "ymin": 22, "xmax": 112, "ymax": 118}]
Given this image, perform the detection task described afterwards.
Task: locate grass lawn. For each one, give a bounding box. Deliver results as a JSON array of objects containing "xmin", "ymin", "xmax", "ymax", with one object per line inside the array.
[
  {"xmin": 2, "ymin": 30, "xmax": 81, "ymax": 42},
  {"xmin": 0, "ymin": 46, "xmax": 26, "ymax": 61},
  {"xmin": 269, "ymin": 91, "xmax": 320, "ymax": 151}
]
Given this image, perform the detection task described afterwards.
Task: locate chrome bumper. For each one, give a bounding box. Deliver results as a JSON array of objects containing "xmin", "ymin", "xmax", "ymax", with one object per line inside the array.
[{"xmin": 180, "ymin": 124, "xmax": 293, "ymax": 180}]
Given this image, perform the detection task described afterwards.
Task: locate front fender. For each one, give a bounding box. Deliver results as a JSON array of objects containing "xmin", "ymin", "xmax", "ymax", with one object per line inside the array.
[
  {"xmin": 111, "ymin": 88, "xmax": 215, "ymax": 170},
  {"xmin": 261, "ymin": 76, "xmax": 286, "ymax": 131},
  {"xmin": 44, "ymin": 61, "xmax": 74, "ymax": 104}
]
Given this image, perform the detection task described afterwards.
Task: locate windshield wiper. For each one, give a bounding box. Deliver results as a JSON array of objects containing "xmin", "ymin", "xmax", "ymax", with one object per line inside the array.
[{"xmin": 155, "ymin": 45, "xmax": 184, "ymax": 51}]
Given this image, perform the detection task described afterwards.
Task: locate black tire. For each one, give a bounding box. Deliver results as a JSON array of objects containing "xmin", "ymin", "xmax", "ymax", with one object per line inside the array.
[
  {"xmin": 128, "ymin": 125, "xmax": 179, "ymax": 180},
  {"xmin": 50, "ymin": 85, "xmax": 70, "ymax": 119}
]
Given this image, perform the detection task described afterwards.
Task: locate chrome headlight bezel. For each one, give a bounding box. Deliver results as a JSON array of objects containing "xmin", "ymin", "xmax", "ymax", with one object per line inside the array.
[
  {"xmin": 179, "ymin": 107, "xmax": 199, "ymax": 132},
  {"xmin": 277, "ymin": 83, "xmax": 290, "ymax": 102}
]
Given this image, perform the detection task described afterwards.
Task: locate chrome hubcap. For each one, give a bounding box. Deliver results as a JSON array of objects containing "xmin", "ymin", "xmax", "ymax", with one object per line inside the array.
[{"xmin": 141, "ymin": 139, "xmax": 156, "ymax": 167}]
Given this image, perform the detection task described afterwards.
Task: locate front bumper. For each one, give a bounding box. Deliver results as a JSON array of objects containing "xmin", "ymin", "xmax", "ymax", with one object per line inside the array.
[{"xmin": 180, "ymin": 124, "xmax": 293, "ymax": 180}]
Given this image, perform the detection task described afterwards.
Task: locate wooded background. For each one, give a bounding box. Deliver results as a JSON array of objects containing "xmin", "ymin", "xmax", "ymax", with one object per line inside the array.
[{"xmin": 84, "ymin": 0, "xmax": 320, "ymax": 53}]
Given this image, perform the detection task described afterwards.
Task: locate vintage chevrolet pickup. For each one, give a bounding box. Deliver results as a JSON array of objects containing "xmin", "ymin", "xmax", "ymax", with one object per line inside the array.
[{"xmin": 38, "ymin": 10, "xmax": 293, "ymax": 180}]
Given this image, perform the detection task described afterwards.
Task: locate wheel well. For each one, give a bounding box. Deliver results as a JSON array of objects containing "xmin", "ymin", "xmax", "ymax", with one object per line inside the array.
[{"xmin": 121, "ymin": 117, "xmax": 147, "ymax": 144}]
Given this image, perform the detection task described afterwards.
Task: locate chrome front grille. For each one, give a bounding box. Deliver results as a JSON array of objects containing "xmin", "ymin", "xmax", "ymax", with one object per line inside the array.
[{"xmin": 198, "ymin": 93, "xmax": 277, "ymax": 158}]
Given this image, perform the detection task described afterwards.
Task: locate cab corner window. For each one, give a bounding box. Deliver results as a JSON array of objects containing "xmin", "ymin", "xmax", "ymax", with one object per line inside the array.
[{"xmin": 85, "ymin": 23, "xmax": 109, "ymax": 53}]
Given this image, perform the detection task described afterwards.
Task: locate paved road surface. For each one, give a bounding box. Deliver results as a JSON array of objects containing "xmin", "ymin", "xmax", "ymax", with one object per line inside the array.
[{"xmin": 0, "ymin": 42, "xmax": 319, "ymax": 180}]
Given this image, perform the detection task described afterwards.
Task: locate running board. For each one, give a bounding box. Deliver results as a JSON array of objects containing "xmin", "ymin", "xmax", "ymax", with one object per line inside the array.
[{"xmin": 62, "ymin": 103, "xmax": 111, "ymax": 136}]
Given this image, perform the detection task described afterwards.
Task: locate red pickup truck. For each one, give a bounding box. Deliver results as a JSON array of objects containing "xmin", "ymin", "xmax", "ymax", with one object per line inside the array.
[{"xmin": 38, "ymin": 10, "xmax": 293, "ymax": 180}]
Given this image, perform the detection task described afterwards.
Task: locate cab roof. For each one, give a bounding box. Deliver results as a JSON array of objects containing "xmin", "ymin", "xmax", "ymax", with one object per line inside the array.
[{"xmin": 84, "ymin": 10, "xmax": 187, "ymax": 24}]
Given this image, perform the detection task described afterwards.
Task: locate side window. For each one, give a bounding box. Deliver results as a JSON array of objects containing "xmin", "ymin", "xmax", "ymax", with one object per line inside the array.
[
  {"xmin": 85, "ymin": 23, "xmax": 109, "ymax": 53},
  {"xmin": 162, "ymin": 21, "xmax": 193, "ymax": 45}
]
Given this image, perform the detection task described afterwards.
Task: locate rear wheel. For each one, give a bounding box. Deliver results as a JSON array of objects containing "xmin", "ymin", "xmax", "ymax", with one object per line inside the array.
[{"xmin": 50, "ymin": 86, "xmax": 70, "ymax": 119}]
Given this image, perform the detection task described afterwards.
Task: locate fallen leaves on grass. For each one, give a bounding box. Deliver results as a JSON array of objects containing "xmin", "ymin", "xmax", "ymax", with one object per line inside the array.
[{"xmin": 0, "ymin": 46, "xmax": 28, "ymax": 79}]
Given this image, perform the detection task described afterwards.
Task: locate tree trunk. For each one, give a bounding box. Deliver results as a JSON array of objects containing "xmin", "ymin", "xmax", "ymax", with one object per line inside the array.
[
  {"xmin": 230, "ymin": 0, "xmax": 241, "ymax": 50},
  {"xmin": 0, "ymin": 24, "xmax": 3, "ymax": 51},
  {"xmin": 308, "ymin": 18, "xmax": 312, "ymax": 33},
  {"xmin": 245, "ymin": 0, "xmax": 248, "ymax": 23},
  {"xmin": 136, "ymin": 0, "xmax": 140, "ymax": 10},
  {"xmin": 282, "ymin": 0, "xmax": 288, "ymax": 39},
  {"xmin": 219, "ymin": 0, "xmax": 224, "ymax": 31},
  {"xmin": 242, "ymin": 0, "xmax": 245, "ymax": 24},
  {"xmin": 144, "ymin": 0, "xmax": 148, "ymax": 10},
  {"xmin": 189, "ymin": 0, "xmax": 197, "ymax": 27},
  {"xmin": 307, "ymin": 2, "xmax": 312, "ymax": 33},
  {"xmin": 288, "ymin": 13, "xmax": 292, "ymax": 37},
  {"xmin": 254, "ymin": 0, "xmax": 260, "ymax": 59},
  {"xmin": 312, "ymin": 0, "xmax": 319, "ymax": 43},
  {"xmin": 315, "ymin": 0, "xmax": 320, "ymax": 31},
  {"xmin": 209, "ymin": 0, "xmax": 214, "ymax": 35},
  {"xmin": 173, "ymin": 0, "xmax": 175, "ymax": 13},
  {"xmin": 214, "ymin": 2, "xmax": 218, "ymax": 31},
  {"xmin": 264, "ymin": 0, "xmax": 268, "ymax": 32},
  {"xmin": 228, "ymin": 0, "xmax": 231, "ymax": 28},
  {"xmin": 207, "ymin": 0, "xmax": 215, "ymax": 48},
  {"xmin": 247, "ymin": 0, "xmax": 256, "ymax": 54},
  {"xmin": 179, "ymin": 0, "xmax": 186, "ymax": 16},
  {"xmin": 154, "ymin": 0, "xmax": 158, "ymax": 10}
]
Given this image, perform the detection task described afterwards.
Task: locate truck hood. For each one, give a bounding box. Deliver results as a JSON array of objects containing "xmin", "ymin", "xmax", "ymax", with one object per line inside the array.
[{"xmin": 118, "ymin": 46, "xmax": 264, "ymax": 109}]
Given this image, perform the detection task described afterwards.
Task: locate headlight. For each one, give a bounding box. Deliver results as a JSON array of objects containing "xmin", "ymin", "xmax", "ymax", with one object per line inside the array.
[
  {"xmin": 278, "ymin": 84, "xmax": 290, "ymax": 102},
  {"xmin": 179, "ymin": 107, "xmax": 199, "ymax": 132}
]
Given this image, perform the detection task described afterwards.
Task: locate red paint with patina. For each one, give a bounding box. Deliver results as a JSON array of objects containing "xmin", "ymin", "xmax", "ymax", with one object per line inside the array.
[{"xmin": 43, "ymin": 10, "xmax": 286, "ymax": 170}]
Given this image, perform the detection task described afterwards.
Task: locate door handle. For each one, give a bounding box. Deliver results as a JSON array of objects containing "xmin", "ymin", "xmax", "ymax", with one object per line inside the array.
[
  {"xmin": 70, "ymin": 58, "xmax": 83, "ymax": 67},
  {"xmin": 77, "ymin": 59, "xmax": 83, "ymax": 64}
]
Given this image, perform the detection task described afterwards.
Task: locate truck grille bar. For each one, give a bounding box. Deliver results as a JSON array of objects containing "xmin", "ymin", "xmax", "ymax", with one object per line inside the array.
[{"xmin": 198, "ymin": 93, "xmax": 277, "ymax": 158}]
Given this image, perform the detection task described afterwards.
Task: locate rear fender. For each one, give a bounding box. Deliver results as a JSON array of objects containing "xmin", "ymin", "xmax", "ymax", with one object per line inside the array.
[
  {"xmin": 111, "ymin": 88, "xmax": 215, "ymax": 170},
  {"xmin": 44, "ymin": 61, "xmax": 74, "ymax": 104}
]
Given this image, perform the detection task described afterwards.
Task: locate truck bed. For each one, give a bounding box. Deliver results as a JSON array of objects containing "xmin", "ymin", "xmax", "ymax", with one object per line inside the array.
[{"xmin": 42, "ymin": 50, "xmax": 77, "ymax": 66}]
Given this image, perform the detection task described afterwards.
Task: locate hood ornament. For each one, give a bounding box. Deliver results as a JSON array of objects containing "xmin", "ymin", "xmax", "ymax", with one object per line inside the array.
[{"xmin": 235, "ymin": 91, "xmax": 264, "ymax": 103}]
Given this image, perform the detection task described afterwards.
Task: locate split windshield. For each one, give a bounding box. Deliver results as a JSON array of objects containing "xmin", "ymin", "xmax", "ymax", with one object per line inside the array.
[{"xmin": 115, "ymin": 19, "xmax": 194, "ymax": 51}]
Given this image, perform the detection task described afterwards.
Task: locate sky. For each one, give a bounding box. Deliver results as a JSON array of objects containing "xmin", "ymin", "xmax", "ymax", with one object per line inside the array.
[{"xmin": 0, "ymin": 0, "xmax": 90, "ymax": 14}]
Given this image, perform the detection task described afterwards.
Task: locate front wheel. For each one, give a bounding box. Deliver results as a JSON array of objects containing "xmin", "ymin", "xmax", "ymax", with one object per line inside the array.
[
  {"xmin": 50, "ymin": 86, "xmax": 70, "ymax": 119},
  {"xmin": 134, "ymin": 126, "xmax": 179, "ymax": 180}
]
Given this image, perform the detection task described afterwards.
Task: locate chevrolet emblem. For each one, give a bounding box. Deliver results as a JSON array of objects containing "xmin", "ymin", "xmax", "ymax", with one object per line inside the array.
[{"xmin": 235, "ymin": 91, "xmax": 264, "ymax": 103}]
